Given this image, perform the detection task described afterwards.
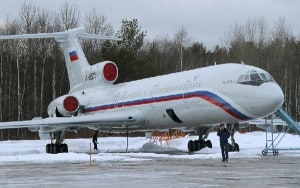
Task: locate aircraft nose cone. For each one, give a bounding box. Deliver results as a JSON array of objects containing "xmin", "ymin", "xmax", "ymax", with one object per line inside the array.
[{"xmin": 264, "ymin": 83, "xmax": 284, "ymax": 113}]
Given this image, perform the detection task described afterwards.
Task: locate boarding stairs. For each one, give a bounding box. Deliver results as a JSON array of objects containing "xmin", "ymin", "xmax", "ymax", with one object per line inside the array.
[
  {"xmin": 276, "ymin": 108, "xmax": 300, "ymax": 134},
  {"xmin": 262, "ymin": 107, "xmax": 300, "ymax": 156}
]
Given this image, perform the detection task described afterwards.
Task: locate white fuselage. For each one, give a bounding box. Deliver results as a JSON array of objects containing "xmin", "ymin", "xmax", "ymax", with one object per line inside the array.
[{"xmin": 56, "ymin": 63, "xmax": 283, "ymax": 130}]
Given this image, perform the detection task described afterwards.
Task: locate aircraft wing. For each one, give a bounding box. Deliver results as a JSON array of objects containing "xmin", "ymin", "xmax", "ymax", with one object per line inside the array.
[
  {"xmin": 245, "ymin": 118, "xmax": 287, "ymax": 126},
  {"xmin": 239, "ymin": 117, "xmax": 288, "ymax": 130},
  {"xmin": 0, "ymin": 110, "xmax": 145, "ymax": 132}
]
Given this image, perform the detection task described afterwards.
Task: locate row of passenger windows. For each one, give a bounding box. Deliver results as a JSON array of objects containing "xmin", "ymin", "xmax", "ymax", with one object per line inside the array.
[{"xmin": 153, "ymin": 81, "xmax": 201, "ymax": 95}]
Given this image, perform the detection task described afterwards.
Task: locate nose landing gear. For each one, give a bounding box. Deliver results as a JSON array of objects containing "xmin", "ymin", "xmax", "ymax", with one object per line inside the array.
[{"xmin": 227, "ymin": 123, "xmax": 240, "ymax": 152}]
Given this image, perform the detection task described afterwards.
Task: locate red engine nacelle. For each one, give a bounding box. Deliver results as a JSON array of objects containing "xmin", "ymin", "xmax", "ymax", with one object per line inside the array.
[
  {"xmin": 63, "ymin": 96, "xmax": 79, "ymax": 113},
  {"xmin": 84, "ymin": 61, "xmax": 118, "ymax": 86},
  {"xmin": 54, "ymin": 96, "xmax": 79, "ymax": 117},
  {"xmin": 102, "ymin": 61, "xmax": 118, "ymax": 82}
]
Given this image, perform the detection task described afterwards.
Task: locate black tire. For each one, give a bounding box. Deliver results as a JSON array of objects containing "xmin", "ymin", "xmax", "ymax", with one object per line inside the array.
[
  {"xmin": 46, "ymin": 144, "xmax": 51, "ymax": 153},
  {"xmin": 49, "ymin": 143, "xmax": 55, "ymax": 154},
  {"xmin": 234, "ymin": 143, "xmax": 240, "ymax": 152},
  {"xmin": 194, "ymin": 140, "xmax": 200, "ymax": 151},
  {"xmin": 206, "ymin": 140, "xmax": 212, "ymax": 148},
  {"xmin": 273, "ymin": 150, "xmax": 279, "ymax": 156},
  {"xmin": 53, "ymin": 144, "xmax": 59, "ymax": 154},
  {"xmin": 262, "ymin": 149, "xmax": 268, "ymax": 156},
  {"xmin": 62, "ymin": 144, "xmax": 68, "ymax": 153},
  {"xmin": 188, "ymin": 140, "xmax": 194, "ymax": 152}
]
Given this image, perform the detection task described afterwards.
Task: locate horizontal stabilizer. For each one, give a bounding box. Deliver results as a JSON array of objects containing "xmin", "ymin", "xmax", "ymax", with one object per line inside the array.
[{"xmin": 0, "ymin": 27, "xmax": 122, "ymax": 42}]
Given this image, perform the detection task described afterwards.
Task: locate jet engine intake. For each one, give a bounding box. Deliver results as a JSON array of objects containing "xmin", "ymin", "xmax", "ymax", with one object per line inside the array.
[
  {"xmin": 84, "ymin": 61, "xmax": 118, "ymax": 86},
  {"xmin": 55, "ymin": 96, "xmax": 79, "ymax": 117}
]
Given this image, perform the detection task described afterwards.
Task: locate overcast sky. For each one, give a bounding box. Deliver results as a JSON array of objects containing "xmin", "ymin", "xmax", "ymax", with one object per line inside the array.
[{"xmin": 0, "ymin": 0, "xmax": 299, "ymax": 49}]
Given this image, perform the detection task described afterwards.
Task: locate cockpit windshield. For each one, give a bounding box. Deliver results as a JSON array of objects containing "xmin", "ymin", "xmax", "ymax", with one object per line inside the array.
[{"xmin": 237, "ymin": 70, "xmax": 274, "ymax": 86}]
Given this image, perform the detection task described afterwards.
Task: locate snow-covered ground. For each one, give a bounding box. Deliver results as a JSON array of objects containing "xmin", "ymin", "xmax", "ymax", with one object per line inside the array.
[{"xmin": 1, "ymin": 131, "xmax": 300, "ymax": 164}]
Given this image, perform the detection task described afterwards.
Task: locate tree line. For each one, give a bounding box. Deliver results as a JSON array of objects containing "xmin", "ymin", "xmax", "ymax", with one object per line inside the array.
[{"xmin": 0, "ymin": 2, "xmax": 299, "ymax": 140}]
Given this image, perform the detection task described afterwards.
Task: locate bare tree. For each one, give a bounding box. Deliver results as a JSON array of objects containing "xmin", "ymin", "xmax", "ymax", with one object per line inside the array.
[
  {"xmin": 272, "ymin": 17, "xmax": 290, "ymax": 44},
  {"xmin": 83, "ymin": 7, "xmax": 114, "ymax": 63},
  {"xmin": 174, "ymin": 27, "xmax": 190, "ymax": 71},
  {"xmin": 59, "ymin": 1, "xmax": 80, "ymax": 30},
  {"xmin": 84, "ymin": 7, "xmax": 113, "ymax": 35}
]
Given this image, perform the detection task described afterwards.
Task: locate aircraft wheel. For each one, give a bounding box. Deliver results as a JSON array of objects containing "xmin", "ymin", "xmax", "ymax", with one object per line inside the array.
[
  {"xmin": 53, "ymin": 144, "xmax": 59, "ymax": 154},
  {"xmin": 46, "ymin": 144, "xmax": 51, "ymax": 153},
  {"xmin": 262, "ymin": 149, "xmax": 268, "ymax": 156},
  {"xmin": 47, "ymin": 143, "xmax": 54, "ymax": 154},
  {"xmin": 188, "ymin": 140, "xmax": 194, "ymax": 152},
  {"xmin": 206, "ymin": 140, "xmax": 212, "ymax": 148},
  {"xmin": 194, "ymin": 140, "xmax": 200, "ymax": 151},
  {"xmin": 62, "ymin": 144, "xmax": 68, "ymax": 153},
  {"xmin": 233, "ymin": 143, "xmax": 239, "ymax": 152},
  {"xmin": 273, "ymin": 150, "xmax": 279, "ymax": 156},
  {"xmin": 46, "ymin": 143, "xmax": 68, "ymax": 154}
]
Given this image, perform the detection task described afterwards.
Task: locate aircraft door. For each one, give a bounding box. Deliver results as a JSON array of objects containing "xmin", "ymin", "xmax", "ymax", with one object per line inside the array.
[
  {"xmin": 113, "ymin": 91, "xmax": 121, "ymax": 108},
  {"xmin": 114, "ymin": 91, "xmax": 127, "ymax": 108},
  {"xmin": 183, "ymin": 80, "xmax": 192, "ymax": 103},
  {"xmin": 150, "ymin": 84, "xmax": 159, "ymax": 108}
]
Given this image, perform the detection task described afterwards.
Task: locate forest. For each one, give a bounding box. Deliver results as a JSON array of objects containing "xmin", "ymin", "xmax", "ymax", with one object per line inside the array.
[{"xmin": 0, "ymin": 2, "xmax": 299, "ymax": 140}]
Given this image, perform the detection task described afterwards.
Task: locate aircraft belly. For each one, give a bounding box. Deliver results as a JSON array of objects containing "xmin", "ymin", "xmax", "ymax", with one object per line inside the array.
[
  {"xmin": 174, "ymin": 98, "xmax": 237, "ymax": 125},
  {"xmin": 143, "ymin": 107, "xmax": 178, "ymax": 129}
]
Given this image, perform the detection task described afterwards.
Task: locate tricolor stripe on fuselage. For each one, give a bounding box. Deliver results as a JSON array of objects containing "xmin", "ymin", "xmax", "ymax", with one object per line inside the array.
[{"xmin": 85, "ymin": 90, "xmax": 252, "ymax": 121}]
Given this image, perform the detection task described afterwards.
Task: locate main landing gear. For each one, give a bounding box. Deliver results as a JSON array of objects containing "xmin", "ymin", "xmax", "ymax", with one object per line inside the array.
[
  {"xmin": 187, "ymin": 123, "xmax": 240, "ymax": 153},
  {"xmin": 46, "ymin": 131, "xmax": 68, "ymax": 154},
  {"xmin": 188, "ymin": 127, "xmax": 212, "ymax": 152},
  {"xmin": 227, "ymin": 123, "xmax": 240, "ymax": 152}
]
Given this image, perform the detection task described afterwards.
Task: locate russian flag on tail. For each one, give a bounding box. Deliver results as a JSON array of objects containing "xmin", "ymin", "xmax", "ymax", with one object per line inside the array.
[{"xmin": 69, "ymin": 50, "xmax": 79, "ymax": 62}]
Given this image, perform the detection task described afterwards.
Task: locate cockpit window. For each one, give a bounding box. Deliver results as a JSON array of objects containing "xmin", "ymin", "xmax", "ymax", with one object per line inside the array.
[
  {"xmin": 265, "ymin": 73, "xmax": 274, "ymax": 81},
  {"xmin": 260, "ymin": 73, "xmax": 267, "ymax": 81},
  {"xmin": 237, "ymin": 75, "xmax": 244, "ymax": 82},
  {"xmin": 237, "ymin": 70, "xmax": 274, "ymax": 86},
  {"xmin": 244, "ymin": 74, "xmax": 249, "ymax": 81},
  {"xmin": 250, "ymin": 71, "xmax": 261, "ymax": 81}
]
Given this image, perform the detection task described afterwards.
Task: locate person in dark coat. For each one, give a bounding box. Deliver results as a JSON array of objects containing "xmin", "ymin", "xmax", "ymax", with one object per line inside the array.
[
  {"xmin": 92, "ymin": 130, "xmax": 99, "ymax": 150},
  {"xmin": 217, "ymin": 124, "xmax": 230, "ymax": 162}
]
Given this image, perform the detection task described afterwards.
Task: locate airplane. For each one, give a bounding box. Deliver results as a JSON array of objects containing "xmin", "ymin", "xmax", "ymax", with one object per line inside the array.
[{"xmin": 0, "ymin": 27, "xmax": 284, "ymax": 154}]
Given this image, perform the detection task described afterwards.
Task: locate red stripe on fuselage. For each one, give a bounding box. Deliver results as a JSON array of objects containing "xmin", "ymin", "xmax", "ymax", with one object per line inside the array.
[{"xmin": 85, "ymin": 92, "xmax": 249, "ymax": 121}]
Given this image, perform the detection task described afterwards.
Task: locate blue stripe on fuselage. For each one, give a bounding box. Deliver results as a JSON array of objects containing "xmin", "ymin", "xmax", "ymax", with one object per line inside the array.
[{"xmin": 85, "ymin": 90, "xmax": 252, "ymax": 121}]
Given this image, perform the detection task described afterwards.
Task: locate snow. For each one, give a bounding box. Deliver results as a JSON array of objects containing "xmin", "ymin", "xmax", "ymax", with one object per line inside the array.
[{"xmin": 1, "ymin": 131, "xmax": 300, "ymax": 164}]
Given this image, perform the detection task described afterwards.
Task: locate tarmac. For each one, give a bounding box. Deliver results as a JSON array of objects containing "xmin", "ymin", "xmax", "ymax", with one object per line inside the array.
[{"xmin": 1, "ymin": 155, "xmax": 300, "ymax": 188}]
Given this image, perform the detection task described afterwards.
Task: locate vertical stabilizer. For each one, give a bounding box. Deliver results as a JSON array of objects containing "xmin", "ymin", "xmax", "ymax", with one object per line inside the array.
[{"xmin": 59, "ymin": 29, "xmax": 90, "ymax": 90}]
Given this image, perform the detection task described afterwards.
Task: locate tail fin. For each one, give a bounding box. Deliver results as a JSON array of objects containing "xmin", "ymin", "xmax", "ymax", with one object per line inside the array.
[
  {"xmin": 0, "ymin": 27, "xmax": 121, "ymax": 92},
  {"xmin": 60, "ymin": 28, "xmax": 90, "ymax": 90}
]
